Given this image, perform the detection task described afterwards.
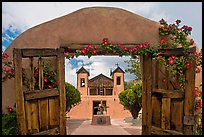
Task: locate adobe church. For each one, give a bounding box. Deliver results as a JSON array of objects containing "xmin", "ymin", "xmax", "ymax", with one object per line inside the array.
[{"xmin": 67, "ymin": 66, "xmax": 132, "ymax": 119}]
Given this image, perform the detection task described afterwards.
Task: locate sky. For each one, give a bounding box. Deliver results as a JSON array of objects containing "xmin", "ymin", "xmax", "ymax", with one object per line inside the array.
[{"xmin": 2, "ymin": 2, "xmax": 202, "ymax": 87}]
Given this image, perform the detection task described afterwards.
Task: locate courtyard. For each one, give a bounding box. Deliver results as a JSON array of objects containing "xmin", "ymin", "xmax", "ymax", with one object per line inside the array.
[{"xmin": 66, "ymin": 118, "xmax": 142, "ymax": 135}]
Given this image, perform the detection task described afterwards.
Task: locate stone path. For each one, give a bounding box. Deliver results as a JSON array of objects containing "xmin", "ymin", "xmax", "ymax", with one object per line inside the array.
[{"xmin": 66, "ymin": 119, "xmax": 142, "ymax": 135}]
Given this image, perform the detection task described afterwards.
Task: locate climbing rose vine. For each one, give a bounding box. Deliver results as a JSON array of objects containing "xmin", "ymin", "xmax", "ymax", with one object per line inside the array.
[{"xmin": 194, "ymin": 84, "xmax": 202, "ymax": 135}]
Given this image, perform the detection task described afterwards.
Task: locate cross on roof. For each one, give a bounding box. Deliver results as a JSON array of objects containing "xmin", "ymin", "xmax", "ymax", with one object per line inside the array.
[{"xmin": 115, "ymin": 63, "xmax": 119, "ymax": 67}]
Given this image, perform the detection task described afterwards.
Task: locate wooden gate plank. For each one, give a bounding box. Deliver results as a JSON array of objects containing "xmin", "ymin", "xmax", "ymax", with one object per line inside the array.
[
  {"xmin": 38, "ymin": 99, "xmax": 49, "ymax": 131},
  {"xmin": 171, "ymin": 99, "xmax": 183, "ymax": 133},
  {"xmin": 184, "ymin": 58, "xmax": 196, "ymax": 134},
  {"xmin": 161, "ymin": 98, "xmax": 171, "ymax": 130},
  {"xmin": 57, "ymin": 48, "xmax": 66, "ymax": 135},
  {"xmin": 13, "ymin": 49, "xmax": 27, "ymax": 135},
  {"xmin": 25, "ymin": 101, "xmax": 32, "ymax": 134},
  {"xmin": 31, "ymin": 100, "xmax": 40, "ymax": 134},
  {"xmin": 151, "ymin": 96, "xmax": 161, "ymax": 128},
  {"xmin": 49, "ymin": 97, "xmax": 60, "ymax": 128}
]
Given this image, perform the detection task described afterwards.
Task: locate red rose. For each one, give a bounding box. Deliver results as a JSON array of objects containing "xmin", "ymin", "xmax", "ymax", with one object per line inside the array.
[
  {"xmin": 88, "ymin": 44, "xmax": 92, "ymax": 49},
  {"xmin": 159, "ymin": 38, "xmax": 167, "ymax": 43},
  {"xmin": 92, "ymin": 50, "xmax": 97, "ymax": 55},
  {"xmin": 64, "ymin": 52, "xmax": 69, "ymax": 56},
  {"xmin": 103, "ymin": 38, "xmax": 108, "ymax": 44},
  {"xmin": 194, "ymin": 52, "xmax": 199, "ymax": 57},
  {"xmin": 196, "ymin": 67, "xmax": 201, "ymax": 73},
  {"xmin": 195, "ymin": 87, "xmax": 199, "ymax": 91},
  {"xmin": 94, "ymin": 46, "xmax": 99, "ymax": 49},
  {"xmin": 169, "ymin": 59, "xmax": 174, "ymax": 65},
  {"xmin": 176, "ymin": 19, "xmax": 181, "ymax": 24},
  {"xmin": 7, "ymin": 106, "xmax": 13, "ymax": 113},
  {"xmin": 54, "ymin": 81, "xmax": 58, "ymax": 85},
  {"xmin": 81, "ymin": 47, "xmax": 87, "ymax": 54},
  {"xmin": 139, "ymin": 44, "xmax": 143, "ymax": 49},
  {"xmin": 104, "ymin": 41, "xmax": 108, "ymax": 45},
  {"xmin": 48, "ymin": 85, "xmax": 53, "ymax": 89},
  {"xmin": 8, "ymin": 75, "xmax": 11, "ymax": 79},
  {"xmin": 117, "ymin": 43, "xmax": 122, "ymax": 47},
  {"xmin": 186, "ymin": 62, "xmax": 191, "ymax": 70},
  {"xmin": 70, "ymin": 52, "xmax": 74, "ymax": 57},
  {"xmin": 159, "ymin": 18, "xmax": 166, "ymax": 23},
  {"xmin": 123, "ymin": 47, "xmax": 128, "ymax": 51},
  {"xmin": 162, "ymin": 78, "xmax": 166, "ymax": 84},
  {"xmin": 171, "ymin": 55, "xmax": 176, "ymax": 59},
  {"xmin": 44, "ymin": 77, "xmax": 48, "ymax": 83},
  {"xmin": 157, "ymin": 56, "xmax": 162, "ymax": 60},
  {"xmin": 188, "ymin": 27, "xmax": 192, "ymax": 31},
  {"xmin": 2, "ymin": 53, "xmax": 9, "ymax": 58},
  {"xmin": 190, "ymin": 39, "xmax": 194, "ymax": 45},
  {"xmin": 5, "ymin": 68, "xmax": 11, "ymax": 73}
]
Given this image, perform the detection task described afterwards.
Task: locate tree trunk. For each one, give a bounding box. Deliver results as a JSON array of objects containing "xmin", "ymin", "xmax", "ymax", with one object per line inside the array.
[{"xmin": 129, "ymin": 105, "xmax": 141, "ymax": 119}]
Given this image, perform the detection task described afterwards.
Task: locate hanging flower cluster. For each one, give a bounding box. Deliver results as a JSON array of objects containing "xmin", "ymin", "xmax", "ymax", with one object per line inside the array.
[
  {"xmin": 194, "ymin": 84, "xmax": 202, "ymax": 135},
  {"xmin": 64, "ymin": 38, "xmax": 153, "ymax": 59},
  {"xmin": 2, "ymin": 52, "xmax": 15, "ymax": 82},
  {"xmin": 154, "ymin": 19, "xmax": 202, "ymax": 88}
]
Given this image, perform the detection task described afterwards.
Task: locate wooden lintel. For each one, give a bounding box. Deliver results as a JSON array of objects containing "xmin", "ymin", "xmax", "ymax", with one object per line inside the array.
[
  {"xmin": 24, "ymin": 89, "xmax": 59, "ymax": 101},
  {"xmin": 158, "ymin": 46, "xmax": 196, "ymax": 56}
]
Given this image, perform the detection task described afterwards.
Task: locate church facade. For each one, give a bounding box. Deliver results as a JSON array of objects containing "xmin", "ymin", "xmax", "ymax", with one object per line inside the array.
[{"xmin": 67, "ymin": 66, "xmax": 132, "ymax": 119}]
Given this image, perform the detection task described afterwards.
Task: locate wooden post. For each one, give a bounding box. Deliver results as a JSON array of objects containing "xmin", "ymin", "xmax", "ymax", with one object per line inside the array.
[
  {"xmin": 183, "ymin": 54, "xmax": 196, "ymax": 135},
  {"xmin": 57, "ymin": 48, "xmax": 66, "ymax": 135},
  {"xmin": 30, "ymin": 57, "xmax": 34, "ymax": 91},
  {"xmin": 13, "ymin": 49, "xmax": 27, "ymax": 135},
  {"xmin": 141, "ymin": 54, "xmax": 152, "ymax": 135}
]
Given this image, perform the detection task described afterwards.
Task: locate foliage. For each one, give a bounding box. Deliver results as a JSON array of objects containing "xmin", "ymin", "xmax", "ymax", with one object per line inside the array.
[
  {"xmin": 194, "ymin": 84, "xmax": 202, "ymax": 135},
  {"xmin": 118, "ymin": 82, "xmax": 142, "ymax": 119},
  {"xmin": 2, "ymin": 52, "xmax": 15, "ymax": 82},
  {"xmin": 124, "ymin": 57, "xmax": 141, "ymax": 80},
  {"xmin": 154, "ymin": 19, "xmax": 202, "ymax": 89},
  {"xmin": 2, "ymin": 106, "xmax": 18, "ymax": 135},
  {"xmin": 65, "ymin": 82, "xmax": 81, "ymax": 112}
]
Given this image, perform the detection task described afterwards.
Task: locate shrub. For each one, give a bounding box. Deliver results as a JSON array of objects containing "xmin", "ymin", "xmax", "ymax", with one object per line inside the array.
[{"xmin": 119, "ymin": 82, "xmax": 142, "ymax": 119}]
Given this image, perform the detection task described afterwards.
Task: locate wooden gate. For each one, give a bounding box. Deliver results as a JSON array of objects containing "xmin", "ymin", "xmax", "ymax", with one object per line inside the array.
[
  {"xmin": 141, "ymin": 47, "xmax": 196, "ymax": 135},
  {"xmin": 13, "ymin": 48, "xmax": 66, "ymax": 135}
]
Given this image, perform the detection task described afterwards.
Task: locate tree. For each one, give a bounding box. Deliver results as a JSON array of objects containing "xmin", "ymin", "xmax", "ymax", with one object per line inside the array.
[
  {"xmin": 65, "ymin": 82, "xmax": 81, "ymax": 112},
  {"xmin": 124, "ymin": 56, "xmax": 141, "ymax": 80},
  {"xmin": 118, "ymin": 82, "xmax": 142, "ymax": 119}
]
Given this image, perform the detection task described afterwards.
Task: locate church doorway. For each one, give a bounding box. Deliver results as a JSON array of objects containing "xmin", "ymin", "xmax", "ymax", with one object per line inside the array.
[{"xmin": 93, "ymin": 100, "xmax": 107, "ymax": 115}]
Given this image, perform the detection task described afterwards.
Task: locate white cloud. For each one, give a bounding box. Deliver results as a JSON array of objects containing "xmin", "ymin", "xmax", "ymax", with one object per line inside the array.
[
  {"xmin": 2, "ymin": 45, "xmax": 6, "ymax": 52},
  {"xmin": 2, "ymin": 2, "xmax": 165, "ymax": 33}
]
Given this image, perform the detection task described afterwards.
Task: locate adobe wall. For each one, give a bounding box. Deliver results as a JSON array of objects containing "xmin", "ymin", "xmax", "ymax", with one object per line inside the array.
[{"xmin": 67, "ymin": 96, "xmax": 132, "ymax": 119}]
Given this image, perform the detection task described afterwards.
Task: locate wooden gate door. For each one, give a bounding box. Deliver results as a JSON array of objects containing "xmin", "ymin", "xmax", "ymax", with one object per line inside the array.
[
  {"xmin": 141, "ymin": 47, "xmax": 196, "ymax": 135},
  {"xmin": 13, "ymin": 48, "xmax": 66, "ymax": 135}
]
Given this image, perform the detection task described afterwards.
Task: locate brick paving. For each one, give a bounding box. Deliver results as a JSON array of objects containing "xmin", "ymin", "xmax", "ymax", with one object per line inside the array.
[{"xmin": 66, "ymin": 118, "xmax": 142, "ymax": 135}]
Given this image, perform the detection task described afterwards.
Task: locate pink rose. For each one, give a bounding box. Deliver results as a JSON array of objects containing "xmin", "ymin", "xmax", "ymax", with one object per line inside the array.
[{"xmin": 169, "ymin": 59, "xmax": 174, "ymax": 65}]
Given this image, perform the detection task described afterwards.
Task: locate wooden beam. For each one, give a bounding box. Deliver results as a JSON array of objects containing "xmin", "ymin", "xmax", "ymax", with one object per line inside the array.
[
  {"xmin": 22, "ymin": 48, "xmax": 59, "ymax": 57},
  {"xmin": 24, "ymin": 89, "xmax": 59, "ymax": 101},
  {"xmin": 32, "ymin": 127, "xmax": 59, "ymax": 135},
  {"xmin": 152, "ymin": 89, "xmax": 184, "ymax": 98},
  {"xmin": 57, "ymin": 48, "xmax": 66, "ymax": 135},
  {"xmin": 158, "ymin": 46, "xmax": 196, "ymax": 56},
  {"xmin": 13, "ymin": 49, "xmax": 27, "ymax": 135},
  {"xmin": 151, "ymin": 126, "xmax": 183, "ymax": 135}
]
